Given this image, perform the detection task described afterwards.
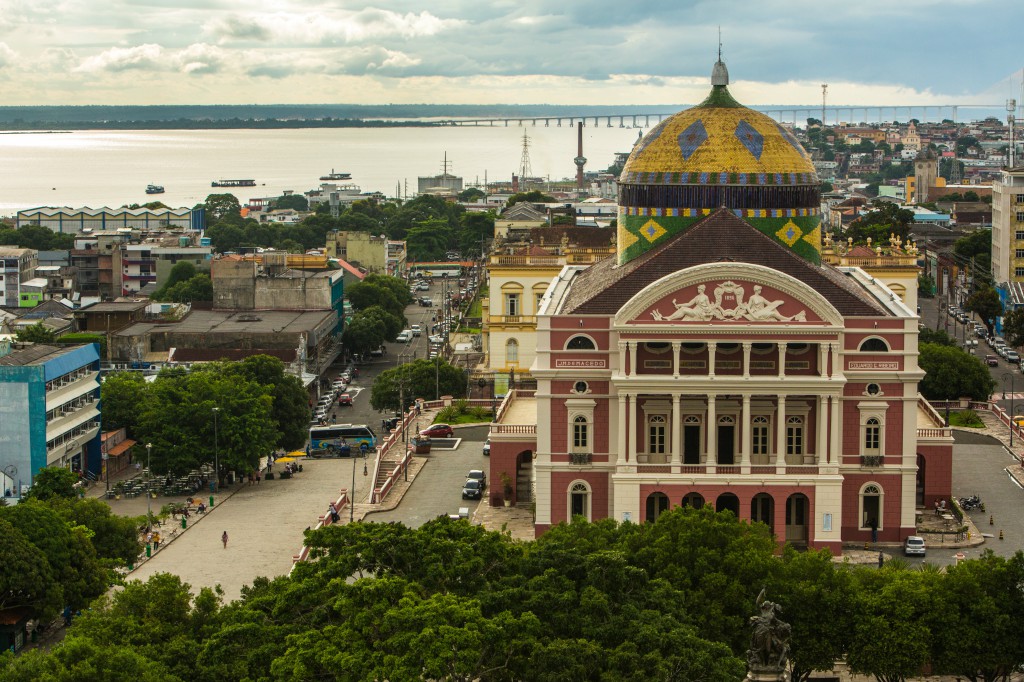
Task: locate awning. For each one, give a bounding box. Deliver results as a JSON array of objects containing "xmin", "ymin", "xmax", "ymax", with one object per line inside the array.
[{"xmin": 105, "ymin": 439, "xmax": 136, "ymax": 457}]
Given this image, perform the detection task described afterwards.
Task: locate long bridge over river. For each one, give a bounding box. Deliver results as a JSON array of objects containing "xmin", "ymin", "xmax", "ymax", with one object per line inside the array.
[{"xmin": 434, "ymin": 104, "xmax": 1005, "ymax": 128}]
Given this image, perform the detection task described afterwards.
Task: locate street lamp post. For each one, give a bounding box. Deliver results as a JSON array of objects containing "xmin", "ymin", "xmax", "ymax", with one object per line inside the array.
[
  {"xmin": 145, "ymin": 443, "xmax": 153, "ymax": 528},
  {"xmin": 212, "ymin": 407, "xmax": 220, "ymax": 492}
]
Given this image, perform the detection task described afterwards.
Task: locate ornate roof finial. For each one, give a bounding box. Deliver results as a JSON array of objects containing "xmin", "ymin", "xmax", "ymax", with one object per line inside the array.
[{"xmin": 711, "ymin": 29, "xmax": 729, "ymax": 86}]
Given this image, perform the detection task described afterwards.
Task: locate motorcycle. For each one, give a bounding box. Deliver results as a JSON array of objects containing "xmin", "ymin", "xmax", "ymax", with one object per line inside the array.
[{"xmin": 959, "ymin": 495, "xmax": 985, "ymax": 512}]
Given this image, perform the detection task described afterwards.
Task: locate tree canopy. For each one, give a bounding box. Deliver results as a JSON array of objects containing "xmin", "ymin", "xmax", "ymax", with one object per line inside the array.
[
  {"xmin": 918, "ymin": 343, "xmax": 996, "ymax": 401},
  {"xmin": 14, "ymin": 322, "xmax": 57, "ymax": 344},
  {"xmin": 964, "ymin": 286, "xmax": 1001, "ymax": 335},
  {"xmin": 370, "ymin": 358, "xmax": 468, "ymax": 410}
]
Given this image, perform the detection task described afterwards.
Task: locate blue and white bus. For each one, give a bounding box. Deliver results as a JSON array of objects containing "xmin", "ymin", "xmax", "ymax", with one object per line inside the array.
[{"xmin": 308, "ymin": 424, "xmax": 377, "ymax": 456}]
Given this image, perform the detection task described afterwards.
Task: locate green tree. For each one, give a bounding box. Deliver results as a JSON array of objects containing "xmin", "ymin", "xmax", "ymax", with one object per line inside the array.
[
  {"xmin": 406, "ymin": 219, "xmax": 449, "ymax": 261},
  {"xmin": 22, "ymin": 467, "xmax": 79, "ymax": 502},
  {"xmin": 964, "ymin": 286, "xmax": 1002, "ymax": 335},
  {"xmin": 954, "ymin": 229, "xmax": 992, "ymax": 279},
  {"xmin": 918, "ymin": 273, "xmax": 936, "ymax": 298},
  {"xmin": 48, "ymin": 497, "xmax": 142, "ymax": 567},
  {"xmin": 919, "ymin": 328, "xmax": 956, "ymax": 346},
  {"xmin": 346, "ymin": 277, "xmax": 407, "ymax": 318},
  {"xmin": 918, "ymin": 343, "xmax": 996, "ymax": 400},
  {"xmin": 342, "ymin": 314, "xmax": 387, "ymax": 356},
  {"xmin": 0, "ymin": 518, "xmax": 60, "ymax": 618},
  {"xmin": 204, "ymin": 222, "xmax": 246, "ymax": 253},
  {"xmin": 14, "ymin": 322, "xmax": 57, "ymax": 344},
  {"xmin": 1003, "ymin": 308, "xmax": 1024, "ymax": 348},
  {"xmin": 358, "ymin": 306, "xmax": 404, "ymax": 340},
  {"xmin": 228, "ymin": 355, "xmax": 310, "ymax": 450},
  {"xmin": 370, "ymin": 359, "xmax": 468, "ymax": 411},
  {"xmin": 507, "ymin": 189, "xmax": 556, "ymax": 206},
  {"xmin": 271, "ymin": 194, "xmax": 309, "ymax": 211},
  {"xmin": 457, "ymin": 187, "xmax": 486, "ymax": 202},
  {"xmin": 100, "ymin": 371, "xmax": 149, "ymax": 435},
  {"xmin": 161, "ymin": 273, "xmax": 213, "ymax": 302},
  {"xmin": 846, "ymin": 202, "xmax": 915, "ymax": 244},
  {"xmin": 200, "ymin": 193, "xmax": 242, "ymax": 224}
]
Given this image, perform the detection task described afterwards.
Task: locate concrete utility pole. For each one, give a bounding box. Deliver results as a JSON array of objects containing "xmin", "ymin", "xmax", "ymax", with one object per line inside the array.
[{"xmin": 821, "ymin": 84, "xmax": 828, "ymax": 126}]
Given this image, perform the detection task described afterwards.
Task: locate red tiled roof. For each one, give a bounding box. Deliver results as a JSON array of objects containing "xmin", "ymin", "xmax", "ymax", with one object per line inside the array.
[
  {"xmin": 105, "ymin": 439, "xmax": 136, "ymax": 457},
  {"xmin": 336, "ymin": 259, "xmax": 366, "ymax": 279},
  {"xmin": 561, "ymin": 208, "xmax": 888, "ymax": 317}
]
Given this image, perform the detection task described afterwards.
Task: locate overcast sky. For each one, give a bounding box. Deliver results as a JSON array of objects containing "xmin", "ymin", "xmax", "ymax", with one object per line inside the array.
[{"xmin": 1, "ymin": 0, "xmax": 1022, "ymax": 107}]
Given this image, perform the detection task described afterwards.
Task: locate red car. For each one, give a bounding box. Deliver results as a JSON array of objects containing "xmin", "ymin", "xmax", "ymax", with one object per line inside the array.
[
  {"xmin": 419, "ymin": 423, "xmax": 454, "ymax": 438},
  {"xmin": 338, "ymin": 393, "xmax": 353, "ymax": 406},
  {"xmin": 985, "ymin": 355, "xmax": 999, "ymax": 367}
]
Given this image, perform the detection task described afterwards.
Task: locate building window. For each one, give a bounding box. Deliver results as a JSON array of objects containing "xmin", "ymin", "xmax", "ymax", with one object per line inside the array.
[
  {"xmin": 752, "ymin": 415, "xmax": 770, "ymax": 456},
  {"xmin": 858, "ymin": 338, "xmax": 889, "ymax": 352},
  {"xmin": 505, "ymin": 338, "xmax": 519, "ymax": 365},
  {"xmin": 569, "ymin": 481, "xmax": 591, "ymax": 520},
  {"xmin": 504, "ymin": 293, "xmax": 521, "ymax": 316},
  {"xmin": 786, "ymin": 416, "xmax": 804, "ymax": 457},
  {"xmin": 566, "ymin": 335, "xmax": 596, "ymax": 350},
  {"xmin": 1017, "ymin": 249, "xmax": 1024, "ymax": 259},
  {"xmin": 864, "ymin": 417, "xmax": 881, "ymax": 454},
  {"xmin": 1017, "ymin": 268, "xmax": 1024, "ymax": 278},
  {"xmin": 646, "ymin": 492, "xmax": 670, "ymax": 522},
  {"xmin": 573, "ymin": 415, "xmax": 589, "ymax": 450},
  {"xmin": 1017, "ymin": 212, "xmax": 1024, "ymax": 222},
  {"xmin": 1017, "ymin": 231, "xmax": 1024, "ymax": 240},
  {"xmin": 648, "ymin": 415, "xmax": 667, "ymax": 454}
]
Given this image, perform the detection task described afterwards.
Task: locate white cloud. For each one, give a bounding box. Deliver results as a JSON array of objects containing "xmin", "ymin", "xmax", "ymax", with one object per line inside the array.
[
  {"xmin": 0, "ymin": 42, "xmax": 18, "ymax": 69},
  {"xmin": 75, "ymin": 44, "xmax": 165, "ymax": 73},
  {"xmin": 205, "ymin": 8, "xmax": 464, "ymax": 46}
]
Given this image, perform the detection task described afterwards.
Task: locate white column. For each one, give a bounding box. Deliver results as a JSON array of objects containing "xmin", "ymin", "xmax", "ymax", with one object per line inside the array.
[
  {"xmin": 777, "ymin": 342, "xmax": 787, "ymax": 378},
  {"xmin": 618, "ymin": 341, "xmax": 627, "ymax": 377},
  {"xmin": 819, "ymin": 343, "xmax": 829, "ymax": 377},
  {"xmin": 708, "ymin": 342, "xmax": 717, "ymax": 378},
  {"xmin": 741, "ymin": 393, "xmax": 751, "ymax": 467},
  {"xmin": 628, "ymin": 341, "xmax": 637, "ymax": 377},
  {"xmin": 706, "ymin": 395, "xmax": 717, "ymax": 465},
  {"xmin": 672, "ymin": 341, "xmax": 681, "ymax": 378},
  {"xmin": 742, "ymin": 342, "xmax": 752, "ymax": 379},
  {"xmin": 829, "ymin": 393, "xmax": 841, "ymax": 464},
  {"xmin": 672, "ymin": 393, "xmax": 682, "ymax": 465},
  {"xmin": 617, "ymin": 394, "xmax": 627, "ymax": 465},
  {"xmin": 627, "ymin": 393, "xmax": 637, "ymax": 463},
  {"xmin": 815, "ymin": 395, "xmax": 827, "ymax": 464},
  {"xmin": 776, "ymin": 395, "xmax": 787, "ymax": 467},
  {"xmin": 829, "ymin": 342, "xmax": 839, "ymax": 379}
]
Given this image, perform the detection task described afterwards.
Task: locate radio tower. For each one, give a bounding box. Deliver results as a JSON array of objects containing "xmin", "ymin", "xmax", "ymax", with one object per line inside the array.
[
  {"xmin": 950, "ymin": 111, "xmax": 963, "ymax": 184},
  {"xmin": 518, "ymin": 130, "xmax": 533, "ymax": 186},
  {"xmin": 821, "ymin": 83, "xmax": 828, "ymax": 127}
]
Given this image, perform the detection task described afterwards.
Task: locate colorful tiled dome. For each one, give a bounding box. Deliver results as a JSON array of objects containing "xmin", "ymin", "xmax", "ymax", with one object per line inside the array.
[{"xmin": 617, "ymin": 60, "xmax": 821, "ymax": 265}]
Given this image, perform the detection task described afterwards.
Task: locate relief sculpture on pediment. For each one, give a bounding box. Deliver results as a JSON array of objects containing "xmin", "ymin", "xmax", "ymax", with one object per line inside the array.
[{"xmin": 651, "ymin": 280, "xmax": 807, "ymax": 322}]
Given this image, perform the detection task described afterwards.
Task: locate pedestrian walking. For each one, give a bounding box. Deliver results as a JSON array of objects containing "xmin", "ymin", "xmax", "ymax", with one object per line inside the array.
[
  {"xmin": 222, "ymin": 531, "xmax": 229, "ymax": 549},
  {"xmin": 329, "ymin": 502, "xmax": 340, "ymax": 524},
  {"xmin": 255, "ymin": 470, "xmax": 261, "ymax": 485},
  {"xmin": 153, "ymin": 532, "xmax": 161, "ymax": 551},
  {"xmin": 869, "ymin": 517, "xmax": 878, "ymax": 544}
]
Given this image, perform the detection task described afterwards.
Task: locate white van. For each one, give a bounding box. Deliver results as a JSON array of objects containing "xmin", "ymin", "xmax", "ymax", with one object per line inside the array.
[
  {"xmin": 411, "ymin": 324, "xmax": 422, "ymax": 337},
  {"xmin": 396, "ymin": 330, "xmax": 413, "ymax": 343}
]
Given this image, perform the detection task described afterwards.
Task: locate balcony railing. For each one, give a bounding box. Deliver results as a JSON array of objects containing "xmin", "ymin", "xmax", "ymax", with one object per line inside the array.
[
  {"xmin": 860, "ymin": 455, "xmax": 883, "ymax": 467},
  {"xmin": 570, "ymin": 452, "xmax": 592, "ymax": 465},
  {"xmin": 488, "ymin": 315, "xmax": 537, "ymax": 325}
]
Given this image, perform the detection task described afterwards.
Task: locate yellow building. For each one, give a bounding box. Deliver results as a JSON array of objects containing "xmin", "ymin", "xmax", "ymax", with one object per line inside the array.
[
  {"xmin": 821, "ymin": 234, "xmax": 921, "ymax": 312},
  {"xmin": 325, "ymin": 231, "xmax": 391, "ymax": 274},
  {"xmin": 483, "ymin": 230, "xmax": 614, "ymax": 383}
]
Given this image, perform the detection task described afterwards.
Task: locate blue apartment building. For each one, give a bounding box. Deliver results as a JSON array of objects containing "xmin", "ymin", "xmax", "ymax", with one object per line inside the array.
[{"xmin": 0, "ymin": 343, "xmax": 101, "ymax": 499}]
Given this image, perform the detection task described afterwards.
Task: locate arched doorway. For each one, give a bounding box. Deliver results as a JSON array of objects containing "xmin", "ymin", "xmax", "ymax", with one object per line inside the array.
[
  {"xmin": 717, "ymin": 415, "xmax": 736, "ymax": 465},
  {"xmin": 646, "ymin": 492, "xmax": 670, "ymax": 522},
  {"xmin": 682, "ymin": 492, "xmax": 705, "ymax": 508},
  {"xmin": 785, "ymin": 493, "xmax": 809, "ymax": 546},
  {"xmin": 515, "ymin": 450, "xmax": 533, "ymax": 502},
  {"xmin": 716, "ymin": 492, "xmax": 740, "ymax": 517},
  {"xmin": 683, "ymin": 416, "xmax": 702, "ymax": 464},
  {"xmin": 751, "ymin": 493, "xmax": 775, "ymax": 534}
]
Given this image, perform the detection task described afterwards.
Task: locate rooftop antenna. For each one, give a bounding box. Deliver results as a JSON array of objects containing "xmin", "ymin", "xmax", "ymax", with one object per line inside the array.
[
  {"xmin": 441, "ymin": 151, "xmax": 452, "ymax": 176},
  {"xmin": 718, "ymin": 26, "xmax": 722, "ymax": 63}
]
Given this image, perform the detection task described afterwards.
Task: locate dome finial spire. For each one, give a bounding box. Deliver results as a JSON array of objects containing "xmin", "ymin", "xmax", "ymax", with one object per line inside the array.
[{"xmin": 711, "ymin": 29, "xmax": 729, "ymax": 86}]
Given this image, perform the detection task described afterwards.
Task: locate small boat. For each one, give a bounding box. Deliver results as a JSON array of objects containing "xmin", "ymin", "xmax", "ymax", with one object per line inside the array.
[
  {"xmin": 146, "ymin": 184, "xmax": 165, "ymax": 194},
  {"xmin": 319, "ymin": 169, "xmax": 352, "ymax": 181},
  {"xmin": 212, "ymin": 179, "xmax": 256, "ymax": 187}
]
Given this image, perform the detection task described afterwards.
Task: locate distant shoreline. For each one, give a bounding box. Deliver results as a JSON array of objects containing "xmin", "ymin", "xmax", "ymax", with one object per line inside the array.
[{"xmin": 0, "ymin": 120, "xmax": 440, "ymax": 132}]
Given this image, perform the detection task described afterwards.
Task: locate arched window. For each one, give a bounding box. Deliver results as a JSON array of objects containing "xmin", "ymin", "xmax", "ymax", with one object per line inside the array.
[
  {"xmin": 751, "ymin": 415, "xmax": 770, "ymax": 457},
  {"xmin": 566, "ymin": 335, "xmax": 596, "ymax": 350},
  {"xmin": 505, "ymin": 338, "xmax": 519, "ymax": 365},
  {"xmin": 648, "ymin": 414, "xmax": 667, "ymax": 454},
  {"xmin": 682, "ymin": 492, "xmax": 705, "ymax": 508},
  {"xmin": 646, "ymin": 492, "xmax": 670, "ymax": 522},
  {"xmin": 501, "ymin": 282, "xmax": 523, "ymax": 316},
  {"xmin": 573, "ymin": 415, "xmax": 589, "ymax": 449},
  {"xmin": 786, "ymin": 416, "xmax": 804, "ymax": 457},
  {"xmin": 569, "ymin": 481, "xmax": 591, "ymax": 520},
  {"xmin": 859, "ymin": 338, "xmax": 889, "ymax": 352},
  {"xmin": 864, "ymin": 417, "xmax": 881, "ymax": 454},
  {"xmin": 860, "ymin": 483, "xmax": 883, "ymax": 530}
]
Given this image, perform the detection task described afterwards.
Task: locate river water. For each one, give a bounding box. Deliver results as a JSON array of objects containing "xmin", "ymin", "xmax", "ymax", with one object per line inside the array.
[{"xmin": 0, "ymin": 125, "xmax": 642, "ymax": 214}]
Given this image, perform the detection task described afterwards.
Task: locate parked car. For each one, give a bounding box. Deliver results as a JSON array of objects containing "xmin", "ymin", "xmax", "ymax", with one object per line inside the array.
[
  {"xmin": 483, "ymin": 439, "xmax": 490, "ymax": 456},
  {"xmin": 1007, "ymin": 351, "xmax": 1020, "ymax": 363},
  {"xmin": 461, "ymin": 479, "xmax": 484, "ymax": 500},
  {"xmin": 338, "ymin": 393, "xmax": 353, "ymax": 406},
  {"xmin": 420, "ymin": 423, "xmax": 454, "ymax": 438},
  {"xmin": 411, "ymin": 324, "xmax": 422, "ymax": 337},
  {"xmin": 903, "ymin": 535, "xmax": 926, "ymax": 557},
  {"xmin": 418, "ymin": 296, "xmax": 433, "ymax": 307},
  {"xmin": 396, "ymin": 330, "xmax": 413, "ymax": 343},
  {"xmin": 985, "ymin": 355, "xmax": 999, "ymax": 367},
  {"xmin": 417, "ymin": 282, "xmax": 430, "ymax": 291},
  {"xmin": 466, "ymin": 469, "xmax": 487, "ymax": 489}
]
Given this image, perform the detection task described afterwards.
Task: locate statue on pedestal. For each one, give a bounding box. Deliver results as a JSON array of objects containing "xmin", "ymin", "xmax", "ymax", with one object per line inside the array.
[{"xmin": 746, "ymin": 587, "xmax": 791, "ymax": 676}]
